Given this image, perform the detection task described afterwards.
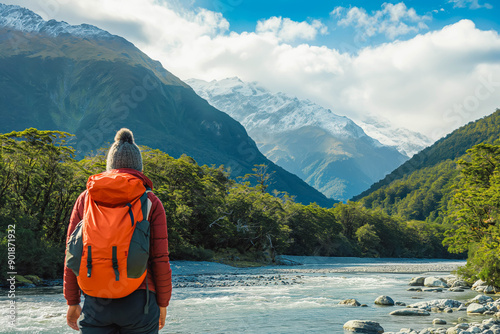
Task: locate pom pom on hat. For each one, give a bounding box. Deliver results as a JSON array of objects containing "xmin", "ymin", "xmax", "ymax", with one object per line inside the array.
[
  {"xmin": 115, "ymin": 128, "xmax": 135, "ymax": 144},
  {"xmin": 106, "ymin": 128, "xmax": 143, "ymax": 171}
]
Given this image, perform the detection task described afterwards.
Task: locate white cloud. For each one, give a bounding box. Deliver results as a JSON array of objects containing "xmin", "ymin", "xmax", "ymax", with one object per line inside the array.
[
  {"xmin": 256, "ymin": 16, "xmax": 327, "ymax": 42},
  {"xmin": 332, "ymin": 2, "xmax": 431, "ymax": 40},
  {"xmin": 448, "ymin": 0, "xmax": 493, "ymax": 9},
  {"xmin": 4, "ymin": 1, "xmax": 500, "ymax": 141}
]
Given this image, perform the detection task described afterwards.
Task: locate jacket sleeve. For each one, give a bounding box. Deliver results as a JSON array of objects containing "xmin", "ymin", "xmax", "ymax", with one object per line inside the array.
[
  {"xmin": 148, "ymin": 193, "xmax": 172, "ymax": 307},
  {"xmin": 63, "ymin": 191, "xmax": 86, "ymax": 305}
]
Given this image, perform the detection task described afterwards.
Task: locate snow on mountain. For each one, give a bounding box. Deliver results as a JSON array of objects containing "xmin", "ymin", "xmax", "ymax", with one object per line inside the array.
[
  {"xmin": 187, "ymin": 77, "xmax": 409, "ymax": 201},
  {"xmin": 188, "ymin": 77, "xmax": 371, "ymax": 141},
  {"xmin": 356, "ymin": 117, "xmax": 434, "ymax": 158},
  {"xmin": 0, "ymin": 3, "xmax": 112, "ymax": 39}
]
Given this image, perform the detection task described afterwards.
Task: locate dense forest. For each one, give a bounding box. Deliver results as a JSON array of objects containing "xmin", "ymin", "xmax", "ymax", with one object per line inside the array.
[{"xmin": 0, "ymin": 128, "xmax": 459, "ymax": 281}]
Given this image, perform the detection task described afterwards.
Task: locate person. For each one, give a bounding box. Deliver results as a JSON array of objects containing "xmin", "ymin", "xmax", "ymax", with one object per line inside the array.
[{"xmin": 64, "ymin": 128, "xmax": 172, "ymax": 333}]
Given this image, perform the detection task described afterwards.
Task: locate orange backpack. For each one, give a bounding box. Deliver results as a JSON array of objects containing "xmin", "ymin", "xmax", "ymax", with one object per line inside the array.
[{"xmin": 66, "ymin": 171, "xmax": 152, "ymax": 301}]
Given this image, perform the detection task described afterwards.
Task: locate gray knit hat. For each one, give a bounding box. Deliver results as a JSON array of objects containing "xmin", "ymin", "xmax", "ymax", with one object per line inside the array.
[{"xmin": 106, "ymin": 128, "xmax": 143, "ymax": 171}]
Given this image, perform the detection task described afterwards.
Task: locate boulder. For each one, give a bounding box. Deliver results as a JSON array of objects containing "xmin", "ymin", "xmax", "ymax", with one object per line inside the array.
[
  {"xmin": 339, "ymin": 299, "xmax": 361, "ymax": 306},
  {"xmin": 408, "ymin": 299, "xmax": 463, "ymax": 309},
  {"xmin": 451, "ymin": 279, "xmax": 469, "ymax": 288},
  {"xmin": 485, "ymin": 285, "xmax": 497, "ymax": 294},
  {"xmin": 470, "ymin": 295, "xmax": 494, "ymax": 304},
  {"xmin": 422, "ymin": 288, "xmax": 443, "ymax": 292},
  {"xmin": 390, "ymin": 309, "xmax": 430, "ymax": 316},
  {"xmin": 424, "ymin": 277, "xmax": 449, "ymax": 288},
  {"xmin": 483, "ymin": 318, "xmax": 499, "ymax": 326},
  {"xmin": 374, "ymin": 295, "xmax": 395, "ymax": 306},
  {"xmin": 469, "ymin": 326, "xmax": 482, "ymax": 334},
  {"xmin": 472, "ymin": 279, "xmax": 488, "ymax": 291},
  {"xmin": 343, "ymin": 320, "xmax": 384, "ymax": 333},
  {"xmin": 468, "ymin": 302, "xmax": 487, "ymax": 314},
  {"xmin": 409, "ymin": 276, "xmax": 426, "ymax": 286},
  {"xmin": 433, "ymin": 318, "xmax": 447, "ymax": 325}
]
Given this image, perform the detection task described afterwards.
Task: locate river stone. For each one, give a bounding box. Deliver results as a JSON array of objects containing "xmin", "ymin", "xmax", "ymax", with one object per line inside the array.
[
  {"xmin": 339, "ymin": 299, "xmax": 361, "ymax": 306},
  {"xmin": 468, "ymin": 302, "xmax": 486, "ymax": 314},
  {"xmin": 409, "ymin": 276, "xmax": 426, "ymax": 286},
  {"xmin": 343, "ymin": 320, "xmax": 384, "ymax": 333},
  {"xmin": 452, "ymin": 279, "xmax": 469, "ymax": 288},
  {"xmin": 408, "ymin": 298, "xmax": 463, "ymax": 309},
  {"xmin": 374, "ymin": 295, "xmax": 395, "ymax": 306},
  {"xmin": 424, "ymin": 277, "xmax": 449, "ymax": 288},
  {"xmin": 485, "ymin": 285, "xmax": 497, "ymax": 294},
  {"xmin": 422, "ymin": 287, "xmax": 443, "ymax": 292},
  {"xmin": 483, "ymin": 318, "xmax": 499, "ymax": 326},
  {"xmin": 390, "ymin": 309, "xmax": 430, "ymax": 316},
  {"xmin": 469, "ymin": 326, "xmax": 482, "ymax": 334},
  {"xmin": 473, "ymin": 279, "xmax": 487, "ymax": 291},
  {"xmin": 433, "ymin": 318, "xmax": 447, "ymax": 325},
  {"xmin": 470, "ymin": 295, "xmax": 494, "ymax": 304}
]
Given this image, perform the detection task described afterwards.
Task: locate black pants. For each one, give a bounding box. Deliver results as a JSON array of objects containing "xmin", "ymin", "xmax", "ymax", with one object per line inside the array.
[{"xmin": 78, "ymin": 290, "xmax": 160, "ymax": 334}]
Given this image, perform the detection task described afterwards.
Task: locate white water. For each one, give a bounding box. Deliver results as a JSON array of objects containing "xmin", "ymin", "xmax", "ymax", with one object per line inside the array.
[{"xmin": 1, "ymin": 258, "xmax": 481, "ymax": 334}]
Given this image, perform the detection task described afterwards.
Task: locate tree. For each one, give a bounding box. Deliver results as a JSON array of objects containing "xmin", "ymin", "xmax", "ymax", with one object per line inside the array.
[
  {"xmin": 444, "ymin": 143, "xmax": 500, "ymax": 285},
  {"xmin": 355, "ymin": 224, "xmax": 381, "ymax": 257},
  {"xmin": 240, "ymin": 164, "xmax": 275, "ymax": 193}
]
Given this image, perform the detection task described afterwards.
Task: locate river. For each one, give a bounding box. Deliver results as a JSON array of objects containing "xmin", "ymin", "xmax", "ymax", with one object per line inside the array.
[{"xmin": 1, "ymin": 257, "xmax": 480, "ymax": 334}]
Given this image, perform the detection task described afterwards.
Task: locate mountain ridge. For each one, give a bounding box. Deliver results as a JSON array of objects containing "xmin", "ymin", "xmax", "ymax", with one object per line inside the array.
[{"xmin": 0, "ymin": 3, "xmax": 335, "ymax": 207}]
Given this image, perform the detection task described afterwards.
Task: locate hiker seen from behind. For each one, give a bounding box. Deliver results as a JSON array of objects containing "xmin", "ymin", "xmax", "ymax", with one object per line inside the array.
[{"xmin": 64, "ymin": 128, "xmax": 172, "ymax": 333}]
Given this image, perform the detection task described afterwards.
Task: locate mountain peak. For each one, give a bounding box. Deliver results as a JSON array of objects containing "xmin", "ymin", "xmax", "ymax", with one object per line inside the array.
[
  {"xmin": 187, "ymin": 77, "xmax": 368, "ymax": 139},
  {"xmin": 0, "ymin": 3, "xmax": 113, "ymax": 39}
]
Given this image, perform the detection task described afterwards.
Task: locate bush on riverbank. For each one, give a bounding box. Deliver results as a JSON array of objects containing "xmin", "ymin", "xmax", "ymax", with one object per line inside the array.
[{"xmin": 0, "ymin": 129, "xmax": 458, "ymax": 281}]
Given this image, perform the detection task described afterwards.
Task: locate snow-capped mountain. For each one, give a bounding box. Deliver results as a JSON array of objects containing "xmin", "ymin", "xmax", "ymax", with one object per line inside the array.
[
  {"xmin": 0, "ymin": 3, "xmax": 112, "ymax": 39},
  {"xmin": 356, "ymin": 117, "xmax": 433, "ymax": 158},
  {"xmin": 187, "ymin": 77, "xmax": 410, "ymax": 201},
  {"xmin": 189, "ymin": 77, "xmax": 368, "ymax": 140}
]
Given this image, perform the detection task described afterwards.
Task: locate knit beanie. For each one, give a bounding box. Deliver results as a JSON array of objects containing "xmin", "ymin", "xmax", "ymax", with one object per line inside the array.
[{"xmin": 106, "ymin": 128, "xmax": 143, "ymax": 171}]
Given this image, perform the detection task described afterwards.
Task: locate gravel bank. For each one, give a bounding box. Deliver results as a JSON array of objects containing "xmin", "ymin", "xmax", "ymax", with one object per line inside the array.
[{"xmin": 170, "ymin": 256, "xmax": 465, "ymax": 288}]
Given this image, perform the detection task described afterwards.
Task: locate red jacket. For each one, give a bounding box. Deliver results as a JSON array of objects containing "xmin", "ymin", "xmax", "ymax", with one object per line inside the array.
[{"xmin": 63, "ymin": 168, "xmax": 172, "ymax": 307}]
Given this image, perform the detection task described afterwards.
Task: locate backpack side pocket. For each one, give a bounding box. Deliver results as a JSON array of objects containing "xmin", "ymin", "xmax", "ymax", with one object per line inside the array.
[
  {"xmin": 66, "ymin": 220, "xmax": 84, "ymax": 276},
  {"xmin": 127, "ymin": 219, "xmax": 150, "ymax": 278}
]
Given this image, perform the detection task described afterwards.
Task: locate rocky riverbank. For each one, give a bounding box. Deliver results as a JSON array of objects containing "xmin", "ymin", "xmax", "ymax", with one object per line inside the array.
[{"xmin": 342, "ymin": 273, "xmax": 500, "ymax": 334}]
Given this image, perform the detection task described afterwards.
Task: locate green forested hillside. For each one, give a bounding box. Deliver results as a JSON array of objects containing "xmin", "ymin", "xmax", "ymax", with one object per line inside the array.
[
  {"xmin": 360, "ymin": 160, "xmax": 458, "ymax": 222},
  {"xmin": 355, "ymin": 109, "xmax": 500, "ymax": 222},
  {"xmin": 353, "ymin": 109, "xmax": 500, "ymax": 202}
]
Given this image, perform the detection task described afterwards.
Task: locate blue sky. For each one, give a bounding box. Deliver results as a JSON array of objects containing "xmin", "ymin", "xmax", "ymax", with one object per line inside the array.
[
  {"xmin": 190, "ymin": 0, "xmax": 499, "ymax": 49},
  {"xmin": 4, "ymin": 0, "xmax": 500, "ymax": 140}
]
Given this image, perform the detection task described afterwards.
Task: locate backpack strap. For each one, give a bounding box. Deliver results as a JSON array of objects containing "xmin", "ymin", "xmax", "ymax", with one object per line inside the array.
[
  {"xmin": 140, "ymin": 186, "xmax": 152, "ymax": 221},
  {"xmin": 142, "ymin": 186, "xmax": 152, "ymax": 314}
]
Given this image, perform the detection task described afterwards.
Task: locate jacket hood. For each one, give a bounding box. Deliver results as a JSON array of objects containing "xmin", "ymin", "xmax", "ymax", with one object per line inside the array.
[{"xmin": 87, "ymin": 168, "xmax": 153, "ymax": 206}]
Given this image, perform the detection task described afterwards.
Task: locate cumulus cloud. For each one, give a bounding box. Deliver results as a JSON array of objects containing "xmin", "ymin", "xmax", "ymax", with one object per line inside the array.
[
  {"xmin": 4, "ymin": 0, "xmax": 500, "ymax": 140},
  {"xmin": 256, "ymin": 16, "xmax": 328, "ymax": 42},
  {"xmin": 448, "ymin": 0, "xmax": 493, "ymax": 9},
  {"xmin": 331, "ymin": 2, "xmax": 431, "ymax": 40}
]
